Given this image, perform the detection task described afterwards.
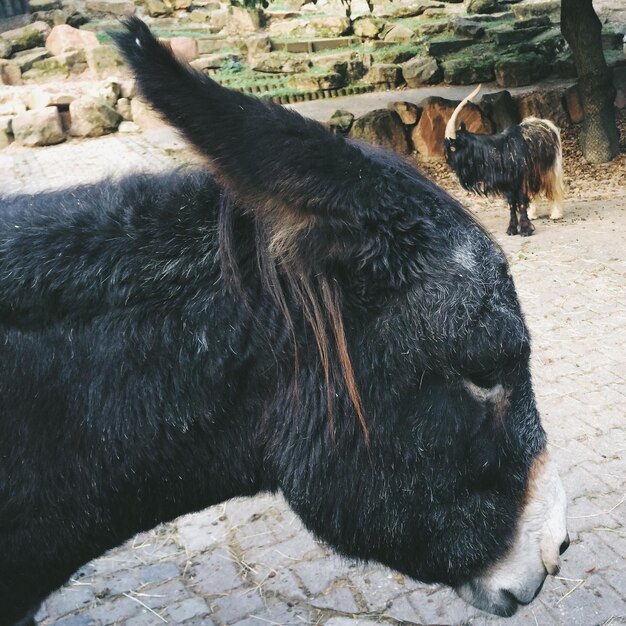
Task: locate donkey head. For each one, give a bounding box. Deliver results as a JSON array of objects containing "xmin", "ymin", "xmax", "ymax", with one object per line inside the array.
[{"xmin": 114, "ymin": 20, "xmax": 567, "ymax": 617}]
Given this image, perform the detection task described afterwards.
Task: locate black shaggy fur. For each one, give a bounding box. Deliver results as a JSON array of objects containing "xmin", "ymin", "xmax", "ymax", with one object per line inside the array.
[
  {"xmin": 444, "ymin": 119, "xmax": 562, "ymax": 236},
  {"xmin": 0, "ymin": 18, "xmax": 547, "ymax": 625}
]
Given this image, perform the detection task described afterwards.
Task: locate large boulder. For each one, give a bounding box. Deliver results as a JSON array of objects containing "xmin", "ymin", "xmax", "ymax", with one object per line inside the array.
[
  {"xmin": 116, "ymin": 97, "xmax": 132, "ymax": 121},
  {"xmin": 387, "ymin": 100, "xmax": 421, "ymax": 125},
  {"xmin": 69, "ymin": 96, "xmax": 122, "ymax": 137},
  {"xmin": 0, "ymin": 24, "xmax": 47, "ymax": 54},
  {"xmin": 85, "ymin": 45, "xmax": 126, "ymax": 77},
  {"xmin": 450, "ymin": 17, "xmax": 486, "ymax": 38},
  {"xmin": 383, "ymin": 24, "xmax": 417, "ymax": 43},
  {"xmin": 0, "ymin": 38, "xmax": 12, "ymax": 59},
  {"xmin": 411, "ymin": 96, "xmax": 493, "ymax": 158},
  {"xmin": 22, "ymin": 51, "xmax": 85, "ymax": 81},
  {"xmin": 517, "ymin": 89, "xmax": 568, "ymax": 127},
  {"xmin": 0, "ymin": 98, "xmax": 27, "ymax": 116},
  {"xmin": 363, "ymin": 63, "xmax": 401, "ymax": 86},
  {"xmin": 168, "ymin": 37, "xmax": 198, "ymax": 63},
  {"xmin": 27, "ymin": 87, "xmax": 76, "ymax": 109},
  {"xmin": 0, "ymin": 60, "xmax": 22, "ymax": 86},
  {"xmin": 328, "ymin": 109, "xmax": 354, "ymax": 134},
  {"xmin": 352, "ymin": 16, "xmax": 386, "ymax": 39},
  {"xmin": 251, "ymin": 52, "xmax": 311, "ymax": 74},
  {"xmin": 349, "ymin": 109, "xmax": 409, "ymax": 155},
  {"xmin": 564, "ymin": 84, "xmax": 583, "ymax": 124},
  {"xmin": 146, "ymin": 0, "xmax": 172, "ymax": 17},
  {"xmin": 0, "ymin": 116, "xmax": 12, "ymax": 149},
  {"xmin": 308, "ymin": 15, "xmax": 350, "ymax": 36},
  {"xmin": 12, "ymin": 107, "xmax": 65, "ymax": 146},
  {"xmin": 89, "ymin": 79, "xmax": 121, "ymax": 107},
  {"xmin": 267, "ymin": 18, "xmax": 307, "ymax": 37},
  {"xmin": 494, "ymin": 52, "xmax": 549, "ymax": 87},
  {"xmin": 511, "ymin": 0, "xmax": 560, "ymax": 19},
  {"xmin": 441, "ymin": 55, "xmax": 494, "ymax": 84},
  {"xmin": 130, "ymin": 98, "xmax": 165, "ymax": 130},
  {"xmin": 292, "ymin": 72, "xmax": 344, "ymax": 91},
  {"xmin": 401, "ymin": 56, "xmax": 441, "ymax": 87},
  {"xmin": 428, "ymin": 38, "xmax": 474, "ymax": 57},
  {"xmin": 464, "ymin": 0, "xmax": 497, "ymax": 14},
  {"xmin": 521, "ymin": 28, "xmax": 567, "ymax": 58},
  {"xmin": 488, "ymin": 25, "xmax": 549, "ymax": 46},
  {"xmin": 11, "ymin": 48, "xmax": 50, "ymax": 72},
  {"xmin": 84, "ymin": 0, "xmax": 136, "ymax": 15},
  {"xmin": 479, "ymin": 89, "xmax": 520, "ymax": 132},
  {"xmin": 614, "ymin": 66, "xmax": 626, "ymax": 110},
  {"xmin": 45, "ymin": 24, "xmax": 98, "ymax": 56},
  {"xmin": 29, "ymin": 0, "xmax": 60, "ymax": 10},
  {"xmin": 386, "ymin": 1, "xmax": 444, "ymax": 18}
]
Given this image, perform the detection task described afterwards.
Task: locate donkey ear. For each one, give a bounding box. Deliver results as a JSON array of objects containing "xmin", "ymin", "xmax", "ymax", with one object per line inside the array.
[{"xmin": 111, "ymin": 19, "xmax": 379, "ymax": 232}]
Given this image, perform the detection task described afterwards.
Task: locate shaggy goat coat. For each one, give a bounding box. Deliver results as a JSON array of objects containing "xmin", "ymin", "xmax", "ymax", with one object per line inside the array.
[{"xmin": 445, "ymin": 104, "xmax": 564, "ymax": 236}]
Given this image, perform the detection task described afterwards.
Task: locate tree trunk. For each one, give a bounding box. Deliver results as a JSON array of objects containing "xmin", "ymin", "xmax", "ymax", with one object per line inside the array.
[{"xmin": 561, "ymin": 0, "xmax": 620, "ymax": 163}]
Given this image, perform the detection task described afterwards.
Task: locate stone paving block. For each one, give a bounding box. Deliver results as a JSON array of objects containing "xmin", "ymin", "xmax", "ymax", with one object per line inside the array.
[
  {"xmin": 211, "ymin": 588, "xmax": 265, "ymax": 624},
  {"xmin": 178, "ymin": 509, "xmax": 229, "ymax": 553},
  {"xmin": 255, "ymin": 566, "xmax": 308, "ymax": 601},
  {"xmin": 560, "ymin": 465, "xmax": 616, "ymax": 500},
  {"xmin": 602, "ymin": 567, "xmax": 626, "ymax": 599},
  {"xmin": 567, "ymin": 496, "xmax": 622, "ymax": 534},
  {"xmin": 166, "ymin": 596, "xmax": 211, "ymax": 621},
  {"xmin": 245, "ymin": 533, "xmax": 322, "ymax": 577},
  {"xmin": 53, "ymin": 616, "xmax": 98, "ymax": 626},
  {"xmin": 561, "ymin": 531, "xmax": 624, "ymax": 579},
  {"xmin": 190, "ymin": 548, "xmax": 244, "ymax": 595},
  {"xmin": 131, "ymin": 580, "xmax": 189, "ymax": 609},
  {"xmin": 408, "ymin": 586, "xmax": 479, "ymax": 625},
  {"xmin": 311, "ymin": 586, "xmax": 360, "ymax": 612},
  {"xmin": 125, "ymin": 613, "xmax": 168, "ymax": 626},
  {"xmin": 383, "ymin": 593, "xmax": 423, "ymax": 623},
  {"xmin": 88, "ymin": 596, "xmax": 144, "ymax": 623},
  {"xmin": 45, "ymin": 585, "xmax": 95, "ymax": 617},
  {"xmin": 91, "ymin": 568, "xmax": 141, "ymax": 597},
  {"xmin": 230, "ymin": 601, "xmax": 313, "ymax": 626},
  {"xmin": 552, "ymin": 573, "xmax": 626, "ymax": 625},
  {"xmin": 326, "ymin": 617, "xmax": 388, "ymax": 626},
  {"xmin": 231, "ymin": 515, "xmax": 277, "ymax": 551},
  {"xmin": 137, "ymin": 561, "xmax": 181, "ymax": 585},
  {"xmin": 291, "ymin": 556, "xmax": 354, "ymax": 595},
  {"xmin": 348, "ymin": 568, "xmax": 408, "ymax": 611}
]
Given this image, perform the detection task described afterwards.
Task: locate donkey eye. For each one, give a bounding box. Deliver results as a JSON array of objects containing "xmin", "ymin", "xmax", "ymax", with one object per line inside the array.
[{"xmin": 463, "ymin": 371, "xmax": 502, "ymax": 402}]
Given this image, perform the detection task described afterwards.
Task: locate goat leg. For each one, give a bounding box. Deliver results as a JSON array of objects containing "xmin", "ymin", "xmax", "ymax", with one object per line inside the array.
[
  {"xmin": 506, "ymin": 199, "xmax": 519, "ymax": 236},
  {"xmin": 519, "ymin": 205, "xmax": 535, "ymax": 237}
]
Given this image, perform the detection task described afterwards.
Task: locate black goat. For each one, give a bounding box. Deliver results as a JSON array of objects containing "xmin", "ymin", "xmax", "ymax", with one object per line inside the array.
[
  {"xmin": 444, "ymin": 85, "xmax": 564, "ymax": 236},
  {"xmin": 0, "ymin": 19, "xmax": 568, "ymax": 625}
]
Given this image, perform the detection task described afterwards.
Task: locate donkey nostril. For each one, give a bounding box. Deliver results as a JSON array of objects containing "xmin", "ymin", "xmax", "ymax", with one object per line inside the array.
[{"xmin": 559, "ymin": 534, "xmax": 570, "ymax": 555}]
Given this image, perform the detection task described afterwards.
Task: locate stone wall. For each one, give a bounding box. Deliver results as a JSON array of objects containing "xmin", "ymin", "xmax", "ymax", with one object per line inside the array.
[{"xmin": 1, "ymin": 0, "xmax": 625, "ymax": 149}]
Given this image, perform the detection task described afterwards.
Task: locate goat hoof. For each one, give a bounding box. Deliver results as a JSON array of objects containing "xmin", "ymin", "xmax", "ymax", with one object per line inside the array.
[{"xmin": 506, "ymin": 226, "xmax": 518, "ymax": 236}]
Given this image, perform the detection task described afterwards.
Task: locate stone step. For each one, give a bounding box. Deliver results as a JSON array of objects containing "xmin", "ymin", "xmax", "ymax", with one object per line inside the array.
[{"xmin": 271, "ymin": 37, "xmax": 361, "ymax": 54}]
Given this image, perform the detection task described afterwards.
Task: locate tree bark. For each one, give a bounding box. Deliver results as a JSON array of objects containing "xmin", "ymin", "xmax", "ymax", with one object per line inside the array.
[{"xmin": 561, "ymin": 0, "xmax": 620, "ymax": 163}]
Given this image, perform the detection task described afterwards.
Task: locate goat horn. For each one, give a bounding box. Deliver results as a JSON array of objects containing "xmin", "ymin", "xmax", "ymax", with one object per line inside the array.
[{"xmin": 444, "ymin": 84, "xmax": 482, "ymax": 141}]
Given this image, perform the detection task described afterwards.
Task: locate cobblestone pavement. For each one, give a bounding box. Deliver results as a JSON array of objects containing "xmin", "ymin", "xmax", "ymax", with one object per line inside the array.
[{"xmin": 1, "ymin": 128, "xmax": 624, "ymax": 626}]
